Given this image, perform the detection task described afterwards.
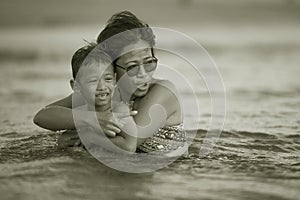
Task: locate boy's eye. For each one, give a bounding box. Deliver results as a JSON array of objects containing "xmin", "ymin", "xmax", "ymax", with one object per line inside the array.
[
  {"xmin": 88, "ymin": 79, "xmax": 98, "ymax": 83},
  {"xmin": 105, "ymin": 76, "xmax": 114, "ymax": 82}
]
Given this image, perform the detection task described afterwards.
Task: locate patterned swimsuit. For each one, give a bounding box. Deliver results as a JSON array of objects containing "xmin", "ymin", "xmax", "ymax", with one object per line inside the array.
[
  {"xmin": 136, "ymin": 124, "xmax": 187, "ymax": 153},
  {"xmin": 117, "ymin": 90, "xmax": 187, "ymax": 154}
]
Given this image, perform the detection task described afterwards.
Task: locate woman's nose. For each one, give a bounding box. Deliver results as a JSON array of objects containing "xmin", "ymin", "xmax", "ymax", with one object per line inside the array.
[{"xmin": 137, "ymin": 65, "xmax": 147, "ymax": 77}]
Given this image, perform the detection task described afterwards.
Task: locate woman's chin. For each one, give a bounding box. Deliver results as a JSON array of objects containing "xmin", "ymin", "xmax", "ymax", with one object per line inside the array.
[{"xmin": 133, "ymin": 88, "xmax": 149, "ymax": 97}]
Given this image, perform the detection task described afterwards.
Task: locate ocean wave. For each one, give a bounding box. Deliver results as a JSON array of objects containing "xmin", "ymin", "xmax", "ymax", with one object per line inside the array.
[
  {"xmin": 0, "ymin": 129, "xmax": 299, "ymax": 199},
  {"xmin": 1, "ymin": 129, "xmax": 299, "ymax": 162}
]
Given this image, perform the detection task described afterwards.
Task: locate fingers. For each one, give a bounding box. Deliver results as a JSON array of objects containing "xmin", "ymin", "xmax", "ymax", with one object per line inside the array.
[
  {"xmin": 114, "ymin": 112, "xmax": 130, "ymax": 119},
  {"xmin": 117, "ymin": 119, "xmax": 126, "ymax": 128},
  {"xmin": 57, "ymin": 131, "xmax": 79, "ymax": 148},
  {"xmin": 130, "ymin": 110, "xmax": 138, "ymax": 116},
  {"xmin": 73, "ymin": 139, "xmax": 81, "ymax": 147},
  {"xmin": 106, "ymin": 124, "xmax": 121, "ymax": 134},
  {"xmin": 69, "ymin": 134, "xmax": 79, "ymax": 140},
  {"xmin": 114, "ymin": 110, "xmax": 138, "ymax": 119},
  {"xmin": 105, "ymin": 130, "xmax": 116, "ymax": 137}
]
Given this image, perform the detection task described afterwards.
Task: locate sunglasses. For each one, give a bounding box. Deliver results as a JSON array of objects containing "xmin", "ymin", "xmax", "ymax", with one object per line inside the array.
[{"xmin": 114, "ymin": 57, "xmax": 158, "ymax": 77}]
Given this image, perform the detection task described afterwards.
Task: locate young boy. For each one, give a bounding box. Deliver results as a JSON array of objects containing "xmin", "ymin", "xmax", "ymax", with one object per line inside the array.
[{"xmin": 57, "ymin": 43, "xmax": 137, "ymax": 152}]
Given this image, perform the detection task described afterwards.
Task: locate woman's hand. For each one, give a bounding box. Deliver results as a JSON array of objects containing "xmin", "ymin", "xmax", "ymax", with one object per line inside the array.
[
  {"xmin": 95, "ymin": 110, "xmax": 121, "ymax": 137},
  {"xmin": 57, "ymin": 130, "xmax": 80, "ymax": 148},
  {"xmin": 93, "ymin": 104, "xmax": 138, "ymax": 137}
]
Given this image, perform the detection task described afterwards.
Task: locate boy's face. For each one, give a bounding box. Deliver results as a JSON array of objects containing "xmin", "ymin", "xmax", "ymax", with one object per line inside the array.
[{"xmin": 78, "ymin": 62, "xmax": 115, "ymax": 111}]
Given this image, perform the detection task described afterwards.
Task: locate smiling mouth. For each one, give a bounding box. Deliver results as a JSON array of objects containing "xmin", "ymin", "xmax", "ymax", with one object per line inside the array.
[
  {"xmin": 136, "ymin": 83, "xmax": 149, "ymax": 90},
  {"xmin": 96, "ymin": 93, "xmax": 109, "ymax": 100}
]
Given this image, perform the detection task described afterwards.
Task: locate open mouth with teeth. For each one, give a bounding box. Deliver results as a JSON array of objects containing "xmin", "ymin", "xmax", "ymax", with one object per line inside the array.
[
  {"xmin": 137, "ymin": 83, "xmax": 149, "ymax": 90},
  {"xmin": 96, "ymin": 93, "xmax": 110, "ymax": 100}
]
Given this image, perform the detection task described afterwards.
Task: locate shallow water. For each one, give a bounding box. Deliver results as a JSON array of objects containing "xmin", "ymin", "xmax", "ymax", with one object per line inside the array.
[
  {"xmin": 1, "ymin": 129, "xmax": 299, "ymax": 200},
  {"xmin": 1, "ymin": 7, "xmax": 300, "ymax": 199}
]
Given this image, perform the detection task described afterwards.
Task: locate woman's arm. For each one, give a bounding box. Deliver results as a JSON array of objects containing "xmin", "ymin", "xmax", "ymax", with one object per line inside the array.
[
  {"xmin": 109, "ymin": 116, "xmax": 137, "ymax": 152},
  {"xmin": 34, "ymin": 105, "xmax": 78, "ymax": 131},
  {"xmin": 33, "ymin": 93, "xmax": 84, "ymax": 131},
  {"xmin": 57, "ymin": 118, "xmax": 137, "ymax": 152},
  {"xmin": 33, "ymin": 93, "xmax": 121, "ymax": 136},
  {"xmin": 134, "ymin": 80, "xmax": 182, "ymax": 146}
]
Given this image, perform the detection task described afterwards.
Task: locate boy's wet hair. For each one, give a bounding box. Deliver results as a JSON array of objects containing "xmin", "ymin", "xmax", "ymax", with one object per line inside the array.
[
  {"xmin": 71, "ymin": 43, "xmax": 112, "ymax": 79},
  {"xmin": 96, "ymin": 11, "xmax": 156, "ymax": 59}
]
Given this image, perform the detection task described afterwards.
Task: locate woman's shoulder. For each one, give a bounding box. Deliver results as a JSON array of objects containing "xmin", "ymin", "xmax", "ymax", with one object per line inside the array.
[
  {"xmin": 149, "ymin": 79, "xmax": 179, "ymax": 97},
  {"xmin": 152, "ymin": 79, "xmax": 175, "ymax": 87}
]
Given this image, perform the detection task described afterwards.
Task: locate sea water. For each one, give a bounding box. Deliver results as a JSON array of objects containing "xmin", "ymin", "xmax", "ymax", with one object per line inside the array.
[{"xmin": 0, "ymin": 24, "xmax": 299, "ymax": 200}]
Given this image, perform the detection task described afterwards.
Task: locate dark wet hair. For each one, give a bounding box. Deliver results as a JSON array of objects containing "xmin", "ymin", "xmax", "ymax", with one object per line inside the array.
[
  {"xmin": 71, "ymin": 43, "xmax": 112, "ymax": 79},
  {"xmin": 96, "ymin": 11, "xmax": 156, "ymax": 59}
]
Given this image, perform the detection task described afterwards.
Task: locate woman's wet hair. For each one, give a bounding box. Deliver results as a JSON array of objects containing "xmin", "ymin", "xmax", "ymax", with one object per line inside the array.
[{"xmin": 96, "ymin": 11, "xmax": 156, "ymax": 59}]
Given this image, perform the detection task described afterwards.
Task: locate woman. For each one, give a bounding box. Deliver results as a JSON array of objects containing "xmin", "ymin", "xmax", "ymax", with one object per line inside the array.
[{"xmin": 34, "ymin": 11, "xmax": 186, "ymax": 154}]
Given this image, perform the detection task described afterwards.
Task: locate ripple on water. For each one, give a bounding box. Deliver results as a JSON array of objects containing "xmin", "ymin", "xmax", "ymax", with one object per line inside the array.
[{"xmin": 0, "ymin": 129, "xmax": 300, "ymax": 200}]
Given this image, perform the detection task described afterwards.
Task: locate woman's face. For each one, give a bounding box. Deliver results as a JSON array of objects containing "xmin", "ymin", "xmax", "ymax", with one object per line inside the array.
[{"xmin": 115, "ymin": 40, "xmax": 156, "ymax": 98}]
